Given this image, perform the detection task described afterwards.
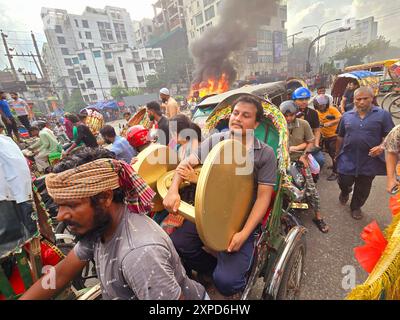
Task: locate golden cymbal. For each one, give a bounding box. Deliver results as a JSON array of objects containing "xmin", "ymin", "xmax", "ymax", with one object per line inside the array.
[
  {"xmin": 157, "ymin": 139, "xmax": 254, "ymax": 252},
  {"xmin": 133, "ymin": 144, "xmax": 178, "ymax": 212}
]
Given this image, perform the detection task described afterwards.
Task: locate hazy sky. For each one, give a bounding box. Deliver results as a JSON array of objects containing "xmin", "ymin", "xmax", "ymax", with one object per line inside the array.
[{"xmin": 0, "ymin": 0, "xmax": 399, "ymax": 70}]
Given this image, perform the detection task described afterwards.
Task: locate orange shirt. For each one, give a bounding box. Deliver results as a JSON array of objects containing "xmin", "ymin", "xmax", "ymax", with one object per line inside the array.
[{"xmin": 317, "ymin": 106, "xmax": 342, "ymax": 138}]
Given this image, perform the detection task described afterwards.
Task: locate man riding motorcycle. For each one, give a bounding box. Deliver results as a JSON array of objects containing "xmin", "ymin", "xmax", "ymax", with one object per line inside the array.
[{"xmin": 280, "ymin": 101, "xmax": 329, "ymax": 234}]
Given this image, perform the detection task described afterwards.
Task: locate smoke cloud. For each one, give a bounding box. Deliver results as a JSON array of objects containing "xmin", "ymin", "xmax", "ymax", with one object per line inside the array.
[{"xmin": 190, "ymin": 0, "xmax": 279, "ymax": 85}]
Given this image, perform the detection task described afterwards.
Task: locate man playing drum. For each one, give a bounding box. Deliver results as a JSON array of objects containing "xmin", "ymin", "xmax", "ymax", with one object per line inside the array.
[{"xmin": 163, "ymin": 95, "xmax": 277, "ymax": 298}]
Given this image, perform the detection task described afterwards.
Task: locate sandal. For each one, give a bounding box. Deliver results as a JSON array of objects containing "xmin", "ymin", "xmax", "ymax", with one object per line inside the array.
[{"xmin": 313, "ymin": 218, "xmax": 329, "ymax": 233}]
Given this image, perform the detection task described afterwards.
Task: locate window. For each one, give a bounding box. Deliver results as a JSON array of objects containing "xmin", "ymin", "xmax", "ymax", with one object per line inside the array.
[
  {"xmin": 76, "ymin": 71, "xmax": 83, "ymax": 80},
  {"xmin": 109, "ymin": 78, "xmax": 118, "ymax": 85},
  {"xmin": 195, "ymin": 13, "xmax": 204, "ymax": 27},
  {"xmin": 88, "ymin": 43, "xmax": 94, "ymax": 49},
  {"xmin": 103, "ymin": 43, "xmax": 111, "ymax": 49},
  {"xmin": 72, "ymin": 57, "xmax": 79, "ymax": 64},
  {"xmin": 205, "ymin": 6, "xmax": 215, "ymax": 21},
  {"xmin": 80, "ymin": 84, "xmax": 86, "ymax": 91},
  {"xmin": 55, "ymin": 25, "xmax": 63, "ymax": 33},
  {"xmin": 121, "ymin": 69, "xmax": 126, "ymax": 80},
  {"xmin": 81, "ymin": 43, "xmax": 86, "ymax": 49},
  {"xmin": 123, "ymin": 81, "xmax": 128, "ymax": 88},
  {"xmin": 85, "ymin": 31, "xmax": 92, "ymax": 39},
  {"xmin": 71, "ymin": 78, "xmax": 78, "ymax": 86},
  {"xmin": 98, "ymin": 22, "xmax": 114, "ymax": 41},
  {"xmin": 149, "ymin": 63, "xmax": 155, "ymax": 70},
  {"xmin": 118, "ymin": 57, "xmax": 123, "ymax": 68},
  {"xmin": 78, "ymin": 53, "xmax": 86, "ymax": 61},
  {"xmin": 64, "ymin": 58, "xmax": 72, "ymax": 66},
  {"xmin": 74, "ymin": 19, "xmax": 79, "ymax": 28},
  {"xmin": 86, "ymin": 80, "xmax": 94, "ymax": 89},
  {"xmin": 82, "ymin": 20, "xmax": 89, "ymax": 28},
  {"xmin": 89, "ymin": 94, "xmax": 98, "ymax": 101},
  {"xmin": 78, "ymin": 32, "xmax": 82, "ymax": 39},
  {"xmin": 61, "ymin": 48, "xmax": 69, "ymax": 55},
  {"xmin": 106, "ymin": 65, "xmax": 115, "ymax": 72},
  {"xmin": 93, "ymin": 50, "xmax": 101, "ymax": 58},
  {"xmin": 67, "ymin": 69, "xmax": 75, "ymax": 77},
  {"xmin": 114, "ymin": 23, "xmax": 127, "ymax": 41},
  {"xmin": 138, "ymin": 76, "xmax": 145, "ymax": 83},
  {"xmin": 154, "ymin": 50, "xmax": 161, "ymax": 58},
  {"xmin": 57, "ymin": 36, "xmax": 66, "ymax": 45},
  {"xmin": 82, "ymin": 67, "xmax": 90, "ymax": 74},
  {"xmin": 105, "ymin": 52, "xmax": 112, "ymax": 59},
  {"xmin": 135, "ymin": 64, "xmax": 142, "ymax": 71}
]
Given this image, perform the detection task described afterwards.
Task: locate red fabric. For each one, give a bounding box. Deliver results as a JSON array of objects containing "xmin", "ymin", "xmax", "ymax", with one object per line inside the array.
[
  {"xmin": 0, "ymin": 241, "xmax": 63, "ymax": 300},
  {"xmin": 389, "ymin": 194, "xmax": 400, "ymax": 216},
  {"xmin": 354, "ymin": 220, "xmax": 388, "ymax": 273}
]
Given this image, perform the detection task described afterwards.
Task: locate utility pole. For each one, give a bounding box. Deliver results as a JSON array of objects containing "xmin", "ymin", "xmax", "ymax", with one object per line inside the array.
[
  {"xmin": 31, "ymin": 32, "xmax": 49, "ymax": 82},
  {"xmin": 90, "ymin": 47, "xmax": 106, "ymax": 100},
  {"xmin": 287, "ymin": 31, "xmax": 303, "ymax": 48},
  {"xmin": 1, "ymin": 30, "xmax": 18, "ymax": 80},
  {"xmin": 30, "ymin": 53, "xmax": 44, "ymax": 78}
]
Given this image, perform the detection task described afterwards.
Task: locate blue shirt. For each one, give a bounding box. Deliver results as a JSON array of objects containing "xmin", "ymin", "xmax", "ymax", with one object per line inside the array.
[
  {"xmin": 0, "ymin": 99, "xmax": 13, "ymax": 118},
  {"xmin": 110, "ymin": 136, "xmax": 137, "ymax": 164},
  {"xmin": 337, "ymin": 106, "xmax": 395, "ymax": 176}
]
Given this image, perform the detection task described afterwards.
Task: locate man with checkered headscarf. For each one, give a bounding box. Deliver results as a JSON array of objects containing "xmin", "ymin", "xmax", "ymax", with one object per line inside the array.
[{"xmin": 21, "ymin": 148, "xmax": 206, "ymax": 300}]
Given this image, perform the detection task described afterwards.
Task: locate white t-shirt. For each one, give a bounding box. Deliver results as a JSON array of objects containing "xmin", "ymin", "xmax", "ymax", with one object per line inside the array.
[{"xmin": 0, "ymin": 135, "xmax": 32, "ymax": 203}]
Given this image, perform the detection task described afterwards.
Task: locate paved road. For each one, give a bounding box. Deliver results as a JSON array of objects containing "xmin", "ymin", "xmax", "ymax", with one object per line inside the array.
[{"xmin": 299, "ymin": 94, "xmax": 397, "ymax": 300}]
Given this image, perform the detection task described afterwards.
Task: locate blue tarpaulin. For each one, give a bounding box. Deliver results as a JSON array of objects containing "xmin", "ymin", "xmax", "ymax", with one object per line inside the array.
[{"xmin": 87, "ymin": 100, "xmax": 119, "ymax": 111}]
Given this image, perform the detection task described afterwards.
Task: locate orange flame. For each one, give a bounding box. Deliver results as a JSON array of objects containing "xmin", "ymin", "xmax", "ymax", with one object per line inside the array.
[{"xmin": 189, "ymin": 73, "xmax": 230, "ymax": 101}]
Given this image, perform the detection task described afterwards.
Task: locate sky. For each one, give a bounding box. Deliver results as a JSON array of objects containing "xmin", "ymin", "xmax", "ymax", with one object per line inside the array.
[{"xmin": 0, "ymin": 0, "xmax": 399, "ymax": 71}]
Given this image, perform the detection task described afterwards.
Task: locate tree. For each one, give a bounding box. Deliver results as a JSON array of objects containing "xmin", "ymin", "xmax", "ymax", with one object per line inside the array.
[
  {"xmin": 334, "ymin": 36, "xmax": 399, "ymax": 67},
  {"xmin": 63, "ymin": 89, "xmax": 86, "ymax": 114},
  {"xmin": 110, "ymin": 86, "xmax": 143, "ymax": 100},
  {"xmin": 146, "ymin": 73, "xmax": 167, "ymax": 91}
]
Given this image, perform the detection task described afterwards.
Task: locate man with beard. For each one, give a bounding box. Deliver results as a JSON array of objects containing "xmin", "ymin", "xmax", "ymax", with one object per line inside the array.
[
  {"xmin": 336, "ymin": 87, "xmax": 394, "ymax": 220},
  {"xmin": 100, "ymin": 125, "xmax": 137, "ymax": 163},
  {"xmin": 146, "ymin": 101, "xmax": 170, "ymax": 146},
  {"xmin": 21, "ymin": 148, "xmax": 206, "ymax": 300},
  {"xmin": 160, "ymin": 88, "xmax": 179, "ymax": 118}
]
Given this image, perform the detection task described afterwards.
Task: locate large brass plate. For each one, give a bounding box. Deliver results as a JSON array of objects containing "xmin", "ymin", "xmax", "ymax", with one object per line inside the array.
[
  {"xmin": 133, "ymin": 144, "xmax": 178, "ymax": 211},
  {"xmin": 195, "ymin": 140, "xmax": 254, "ymax": 251}
]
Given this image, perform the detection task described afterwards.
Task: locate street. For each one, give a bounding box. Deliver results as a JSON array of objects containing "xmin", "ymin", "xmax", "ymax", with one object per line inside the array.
[{"xmin": 299, "ymin": 94, "xmax": 397, "ymax": 300}]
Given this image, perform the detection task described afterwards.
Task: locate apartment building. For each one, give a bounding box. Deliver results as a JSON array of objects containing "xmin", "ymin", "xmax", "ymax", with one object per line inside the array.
[{"xmin": 183, "ymin": 0, "xmax": 288, "ymax": 80}]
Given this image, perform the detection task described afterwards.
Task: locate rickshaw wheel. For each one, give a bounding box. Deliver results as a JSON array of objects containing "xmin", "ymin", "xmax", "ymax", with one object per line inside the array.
[
  {"xmin": 275, "ymin": 236, "xmax": 306, "ymax": 300},
  {"xmin": 389, "ymin": 96, "xmax": 400, "ymax": 119}
]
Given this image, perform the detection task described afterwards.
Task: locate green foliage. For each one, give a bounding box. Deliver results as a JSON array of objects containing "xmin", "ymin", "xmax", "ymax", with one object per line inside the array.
[
  {"xmin": 110, "ymin": 86, "xmax": 143, "ymax": 100},
  {"xmin": 63, "ymin": 89, "xmax": 86, "ymax": 114},
  {"xmin": 334, "ymin": 36, "xmax": 400, "ymax": 67}
]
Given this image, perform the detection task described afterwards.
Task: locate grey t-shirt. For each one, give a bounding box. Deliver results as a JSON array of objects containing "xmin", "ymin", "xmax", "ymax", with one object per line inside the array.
[
  {"xmin": 74, "ymin": 208, "xmax": 205, "ymax": 300},
  {"xmin": 195, "ymin": 131, "xmax": 277, "ymax": 202}
]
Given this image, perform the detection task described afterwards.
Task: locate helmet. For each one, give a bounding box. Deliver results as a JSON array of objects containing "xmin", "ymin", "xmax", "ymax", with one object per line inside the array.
[
  {"xmin": 292, "ymin": 87, "xmax": 311, "ymax": 100},
  {"xmin": 127, "ymin": 125, "xmax": 150, "ymax": 148},
  {"xmin": 280, "ymin": 100, "xmax": 298, "ymax": 115}
]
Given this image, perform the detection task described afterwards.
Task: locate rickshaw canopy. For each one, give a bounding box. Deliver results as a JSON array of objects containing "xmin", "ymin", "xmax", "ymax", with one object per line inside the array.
[{"xmin": 332, "ymin": 71, "xmax": 381, "ymax": 99}]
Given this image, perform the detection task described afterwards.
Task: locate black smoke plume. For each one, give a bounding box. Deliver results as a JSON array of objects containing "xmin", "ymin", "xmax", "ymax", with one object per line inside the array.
[{"xmin": 190, "ymin": 0, "xmax": 279, "ymax": 85}]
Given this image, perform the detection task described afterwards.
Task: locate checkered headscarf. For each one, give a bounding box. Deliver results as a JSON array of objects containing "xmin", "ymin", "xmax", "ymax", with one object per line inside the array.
[{"xmin": 45, "ymin": 158, "xmax": 155, "ymax": 215}]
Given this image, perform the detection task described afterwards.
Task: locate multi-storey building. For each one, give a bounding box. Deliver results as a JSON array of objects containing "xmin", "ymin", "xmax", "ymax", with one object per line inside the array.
[
  {"xmin": 41, "ymin": 6, "xmax": 163, "ymax": 103},
  {"xmin": 321, "ymin": 16, "xmax": 378, "ymax": 63},
  {"xmin": 152, "ymin": 0, "xmax": 186, "ymax": 37},
  {"xmin": 183, "ymin": 0, "xmax": 288, "ymax": 81},
  {"xmin": 133, "ymin": 18, "xmax": 155, "ymax": 48}
]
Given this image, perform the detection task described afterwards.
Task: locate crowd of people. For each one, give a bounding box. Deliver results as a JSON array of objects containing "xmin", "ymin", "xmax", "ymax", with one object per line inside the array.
[{"xmin": 1, "ymin": 82, "xmax": 400, "ymax": 301}]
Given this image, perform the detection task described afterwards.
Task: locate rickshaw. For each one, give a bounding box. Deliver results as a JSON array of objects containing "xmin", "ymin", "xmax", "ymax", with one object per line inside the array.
[
  {"xmin": 192, "ymin": 81, "xmax": 287, "ymax": 130},
  {"xmin": 79, "ymin": 88, "xmax": 307, "ymax": 300},
  {"xmin": 331, "ymin": 71, "xmax": 381, "ymax": 107}
]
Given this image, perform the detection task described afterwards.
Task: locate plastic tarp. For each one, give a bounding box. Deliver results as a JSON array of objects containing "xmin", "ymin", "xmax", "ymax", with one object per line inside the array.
[{"xmin": 87, "ymin": 100, "xmax": 119, "ymax": 111}]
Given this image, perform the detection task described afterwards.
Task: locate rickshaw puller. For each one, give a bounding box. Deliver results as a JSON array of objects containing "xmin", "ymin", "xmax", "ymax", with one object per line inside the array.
[
  {"xmin": 21, "ymin": 148, "xmax": 206, "ymax": 300},
  {"xmin": 163, "ymin": 95, "xmax": 277, "ymax": 297}
]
